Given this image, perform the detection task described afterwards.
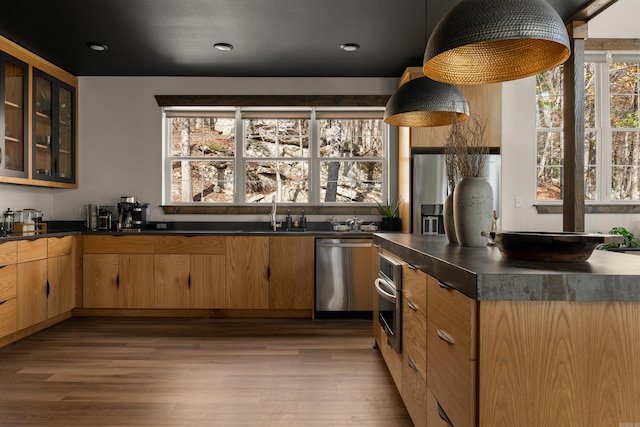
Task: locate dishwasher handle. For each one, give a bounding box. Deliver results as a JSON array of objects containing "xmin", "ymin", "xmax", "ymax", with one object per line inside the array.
[{"xmin": 316, "ymin": 241, "xmax": 373, "ymax": 249}]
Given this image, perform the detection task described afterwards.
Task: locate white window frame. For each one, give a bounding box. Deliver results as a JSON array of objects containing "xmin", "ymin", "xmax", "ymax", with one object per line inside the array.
[
  {"xmin": 162, "ymin": 106, "xmax": 389, "ymax": 206},
  {"xmin": 536, "ymin": 51, "xmax": 640, "ymax": 205}
]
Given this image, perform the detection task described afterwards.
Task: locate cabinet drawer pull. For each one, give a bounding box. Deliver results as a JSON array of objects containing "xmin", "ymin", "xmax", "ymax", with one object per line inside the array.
[
  {"xmin": 187, "ymin": 275, "xmax": 191, "ymax": 289},
  {"xmin": 407, "ymin": 356, "xmax": 418, "ymax": 372},
  {"xmin": 437, "ymin": 328, "xmax": 455, "ymax": 345},
  {"xmin": 437, "ymin": 401, "xmax": 454, "ymax": 426},
  {"xmin": 116, "ymin": 274, "xmax": 120, "ymax": 288},
  {"xmin": 437, "ymin": 279, "xmax": 453, "ymax": 290},
  {"xmin": 46, "ymin": 281, "xmax": 50, "ymax": 298},
  {"xmin": 407, "ymin": 263, "xmax": 418, "ymax": 270},
  {"xmin": 0, "ymin": 299, "xmax": 7, "ymax": 306},
  {"xmin": 407, "ymin": 300, "xmax": 419, "ymax": 311}
]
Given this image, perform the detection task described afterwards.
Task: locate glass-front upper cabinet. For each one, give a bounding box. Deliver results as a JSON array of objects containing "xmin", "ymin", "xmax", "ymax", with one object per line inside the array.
[
  {"xmin": 32, "ymin": 68, "xmax": 75, "ymax": 184},
  {"xmin": 0, "ymin": 52, "xmax": 28, "ymax": 178}
]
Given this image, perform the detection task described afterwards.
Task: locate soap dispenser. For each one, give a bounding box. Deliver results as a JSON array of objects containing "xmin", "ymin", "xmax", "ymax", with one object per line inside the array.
[
  {"xmin": 285, "ymin": 209, "xmax": 293, "ymax": 229},
  {"xmin": 299, "ymin": 210, "xmax": 306, "ymax": 229}
]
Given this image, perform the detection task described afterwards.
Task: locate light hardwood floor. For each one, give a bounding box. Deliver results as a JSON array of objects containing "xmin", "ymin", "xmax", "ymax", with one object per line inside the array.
[{"xmin": 0, "ymin": 317, "xmax": 412, "ymax": 427}]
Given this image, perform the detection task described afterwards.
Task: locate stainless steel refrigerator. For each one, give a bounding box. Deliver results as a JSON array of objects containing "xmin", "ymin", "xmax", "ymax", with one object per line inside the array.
[{"xmin": 412, "ymin": 151, "xmax": 501, "ymax": 235}]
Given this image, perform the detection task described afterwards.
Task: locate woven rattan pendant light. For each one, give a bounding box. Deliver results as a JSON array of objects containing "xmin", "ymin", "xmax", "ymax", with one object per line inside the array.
[
  {"xmin": 423, "ymin": 0, "xmax": 571, "ymax": 85},
  {"xmin": 384, "ymin": 77, "xmax": 470, "ymax": 127}
]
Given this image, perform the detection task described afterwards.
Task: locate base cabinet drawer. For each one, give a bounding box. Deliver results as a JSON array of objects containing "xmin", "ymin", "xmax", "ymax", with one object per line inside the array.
[
  {"xmin": 402, "ymin": 353, "xmax": 427, "ymax": 427},
  {"xmin": 427, "ymin": 319, "xmax": 476, "ymax": 427},
  {"xmin": 426, "ymin": 387, "xmax": 454, "ymax": 427},
  {"xmin": 0, "ymin": 298, "xmax": 17, "ymax": 337}
]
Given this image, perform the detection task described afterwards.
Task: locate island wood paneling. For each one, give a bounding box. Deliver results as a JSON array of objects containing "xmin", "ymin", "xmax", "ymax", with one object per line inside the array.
[{"xmin": 479, "ymin": 300, "xmax": 640, "ymax": 427}]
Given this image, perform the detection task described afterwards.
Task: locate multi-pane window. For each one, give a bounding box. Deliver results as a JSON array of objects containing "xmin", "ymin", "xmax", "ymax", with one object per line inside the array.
[
  {"xmin": 164, "ymin": 108, "xmax": 387, "ymax": 205},
  {"xmin": 167, "ymin": 112, "xmax": 235, "ymax": 203},
  {"xmin": 244, "ymin": 115, "xmax": 310, "ymax": 203},
  {"xmin": 318, "ymin": 116, "xmax": 384, "ymax": 203},
  {"xmin": 535, "ymin": 55, "xmax": 640, "ymax": 202}
]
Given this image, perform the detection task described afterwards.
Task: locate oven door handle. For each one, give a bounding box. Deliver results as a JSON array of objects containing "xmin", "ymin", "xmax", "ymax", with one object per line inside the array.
[{"xmin": 375, "ymin": 278, "xmax": 397, "ymax": 303}]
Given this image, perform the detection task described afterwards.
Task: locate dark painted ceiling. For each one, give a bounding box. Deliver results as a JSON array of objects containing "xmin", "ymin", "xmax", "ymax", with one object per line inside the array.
[{"xmin": 0, "ymin": 0, "xmax": 595, "ymax": 77}]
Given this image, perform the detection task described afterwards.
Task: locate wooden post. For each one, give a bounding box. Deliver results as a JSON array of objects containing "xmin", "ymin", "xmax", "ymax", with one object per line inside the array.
[{"xmin": 563, "ymin": 22, "xmax": 587, "ymax": 232}]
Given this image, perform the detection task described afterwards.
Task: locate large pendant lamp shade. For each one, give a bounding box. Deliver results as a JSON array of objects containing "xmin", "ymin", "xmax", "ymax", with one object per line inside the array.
[
  {"xmin": 384, "ymin": 77, "xmax": 470, "ymax": 127},
  {"xmin": 423, "ymin": 0, "xmax": 571, "ymax": 85}
]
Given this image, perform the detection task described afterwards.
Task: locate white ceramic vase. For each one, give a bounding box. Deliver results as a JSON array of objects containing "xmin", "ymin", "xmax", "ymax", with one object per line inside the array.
[
  {"xmin": 443, "ymin": 192, "xmax": 457, "ymax": 244},
  {"xmin": 453, "ymin": 177, "xmax": 494, "ymax": 247}
]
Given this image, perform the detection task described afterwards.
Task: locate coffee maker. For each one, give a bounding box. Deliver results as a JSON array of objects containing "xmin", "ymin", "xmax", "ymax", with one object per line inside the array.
[{"xmin": 117, "ymin": 196, "xmax": 149, "ymax": 231}]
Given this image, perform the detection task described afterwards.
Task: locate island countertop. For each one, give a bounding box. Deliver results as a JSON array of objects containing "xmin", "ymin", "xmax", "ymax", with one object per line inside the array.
[{"xmin": 373, "ymin": 233, "xmax": 640, "ymax": 302}]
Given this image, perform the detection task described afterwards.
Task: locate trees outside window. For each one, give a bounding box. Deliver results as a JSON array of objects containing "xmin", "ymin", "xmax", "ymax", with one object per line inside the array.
[
  {"xmin": 165, "ymin": 108, "xmax": 387, "ymax": 205},
  {"xmin": 535, "ymin": 56, "xmax": 640, "ymax": 202}
]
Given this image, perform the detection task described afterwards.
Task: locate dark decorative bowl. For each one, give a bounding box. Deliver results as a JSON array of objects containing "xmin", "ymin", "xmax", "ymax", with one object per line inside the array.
[{"xmin": 481, "ymin": 231, "xmax": 624, "ymax": 263}]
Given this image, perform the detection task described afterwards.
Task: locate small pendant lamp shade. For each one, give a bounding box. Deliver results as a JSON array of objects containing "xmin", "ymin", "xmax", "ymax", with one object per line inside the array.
[
  {"xmin": 384, "ymin": 77, "xmax": 470, "ymax": 127},
  {"xmin": 423, "ymin": 0, "xmax": 571, "ymax": 85}
]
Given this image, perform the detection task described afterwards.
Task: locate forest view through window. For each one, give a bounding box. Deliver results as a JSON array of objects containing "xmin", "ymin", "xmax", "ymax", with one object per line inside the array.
[
  {"xmin": 165, "ymin": 108, "xmax": 387, "ymax": 205},
  {"xmin": 536, "ymin": 56, "xmax": 640, "ymax": 202}
]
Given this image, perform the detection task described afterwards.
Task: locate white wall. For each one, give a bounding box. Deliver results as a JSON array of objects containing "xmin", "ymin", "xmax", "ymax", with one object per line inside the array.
[{"xmin": 0, "ymin": 77, "xmax": 397, "ymax": 223}]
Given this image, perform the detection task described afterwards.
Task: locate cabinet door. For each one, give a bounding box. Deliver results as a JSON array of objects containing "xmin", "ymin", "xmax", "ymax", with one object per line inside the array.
[
  {"xmin": 0, "ymin": 52, "xmax": 28, "ymax": 178},
  {"xmin": 83, "ymin": 254, "xmax": 119, "ymax": 308},
  {"xmin": 350, "ymin": 240, "xmax": 375, "ymax": 311},
  {"xmin": 225, "ymin": 236, "xmax": 269, "ymax": 309},
  {"xmin": 17, "ymin": 259, "xmax": 47, "ymax": 329},
  {"xmin": 47, "ymin": 254, "xmax": 74, "ymax": 317},
  {"xmin": 269, "ymin": 236, "xmax": 313, "ymax": 310},
  {"xmin": 119, "ymin": 254, "xmax": 154, "ymax": 308},
  {"xmin": 190, "ymin": 254, "xmax": 225, "ymax": 309},
  {"xmin": 155, "ymin": 254, "xmax": 190, "ymax": 308},
  {"xmin": 32, "ymin": 68, "xmax": 76, "ymax": 184},
  {"xmin": 0, "ymin": 263, "xmax": 17, "ymax": 337}
]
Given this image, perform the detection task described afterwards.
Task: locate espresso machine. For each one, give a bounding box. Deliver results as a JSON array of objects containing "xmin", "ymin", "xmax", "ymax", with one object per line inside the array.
[{"xmin": 117, "ymin": 196, "xmax": 149, "ymax": 231}]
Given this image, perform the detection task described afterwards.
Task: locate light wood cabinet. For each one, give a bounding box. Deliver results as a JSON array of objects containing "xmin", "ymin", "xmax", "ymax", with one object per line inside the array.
[
  {"xmin": 154, "ymin": 236, "xmax": 226, "ymax": 309},
  {"xmin": 82, "ymin": 236, "xmax": 155, "ymax": 309},
  {"xmin": 17, "ymin": 259, "xmax": 47, "ymax": 329},
  {"xmin": 0, "ymin": 241, "xmax": 18, "ymax": 337},
  {"xmin": 189, "ymin": 254, "xmax": 225, "ymax": 308},
  {"xmin": 427, "ymin": 277, "xmax": 477, "ymax": 427},
  {"xmin": 268, "ymin": 236, "xmax": 314, "ymax": 310},
  {"xmin": 225, "ymin": 236, "xmax": 269, "ymax": 309},
  {"xmin": 478, "ymin": 300, "xmax": 640, "ymax": 427},
  {"xmin": 46, "ymin": 236, "xmax": 74, "ymax": 318},
  {"xmin": 83, "ymin": 253, "xmax": 119, "ymax": 308},
  {"xmin": 401, "ymin": 264, "xmax": 428, "ymax": 427},
  {"xmin": 0, "ymin": 35, "xmax": 78, "ymax": 188}
]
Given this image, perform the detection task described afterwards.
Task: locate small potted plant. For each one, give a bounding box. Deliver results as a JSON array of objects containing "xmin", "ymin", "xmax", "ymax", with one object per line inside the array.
[
  {"xmin": 377, "ymin": 198, "xmax": 402, "ymax": 231},
  {"xmin": 597, "ymin": 227, "xmax": 640, "ymax": 250}
]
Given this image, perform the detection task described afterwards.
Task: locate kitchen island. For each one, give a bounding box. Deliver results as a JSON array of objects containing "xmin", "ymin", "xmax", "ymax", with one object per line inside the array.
[{"xmin": 373, "ymin": 233, "xmax": 640, "ymax": 427}]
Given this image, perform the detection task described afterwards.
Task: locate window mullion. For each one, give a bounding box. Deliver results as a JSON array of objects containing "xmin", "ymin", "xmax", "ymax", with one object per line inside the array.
[
  {"xmin": 235, "ymin": 108, "xmax": 244, "ymax": 204},
  {"xmin": 310, "ymin": 109, "xmax": 319, "ymax": 204},
  {"xmin": 599, "ymin": 62, "xmax": 613, "ymax": 202}
]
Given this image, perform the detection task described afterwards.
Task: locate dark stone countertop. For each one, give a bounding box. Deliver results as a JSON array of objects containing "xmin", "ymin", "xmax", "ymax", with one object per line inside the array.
[{"xmin": 373, "ymin": 233, "xmax": 640, "ymax": 302}]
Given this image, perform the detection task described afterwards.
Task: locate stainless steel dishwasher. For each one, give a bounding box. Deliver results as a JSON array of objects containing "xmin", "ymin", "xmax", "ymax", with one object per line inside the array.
[{"xmin": 315, "ymin": 238, "xmax": 374, "ymax": 318}]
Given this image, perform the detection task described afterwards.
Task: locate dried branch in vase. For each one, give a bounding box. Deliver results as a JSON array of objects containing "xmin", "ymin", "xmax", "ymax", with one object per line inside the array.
[{"xmin": 446, "ymin": 113, "xmax": 489, "ymax": 179}]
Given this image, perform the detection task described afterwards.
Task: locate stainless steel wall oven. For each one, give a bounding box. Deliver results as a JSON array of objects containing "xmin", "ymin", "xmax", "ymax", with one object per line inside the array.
[{"xmin": 375, "ymin": 252, "xmax": 402, "ymax": 353}]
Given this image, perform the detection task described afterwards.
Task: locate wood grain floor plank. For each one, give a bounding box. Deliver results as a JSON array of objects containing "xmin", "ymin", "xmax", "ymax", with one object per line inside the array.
[{"xmin": 0, "ymin": 317, "xmax": 411, "ymax": 426}]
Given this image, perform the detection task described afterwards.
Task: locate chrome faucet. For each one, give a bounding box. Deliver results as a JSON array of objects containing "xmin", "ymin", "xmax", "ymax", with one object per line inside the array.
[{"xmin": 270, "ymin": 197, "xmax": 279, "ymax": 231}]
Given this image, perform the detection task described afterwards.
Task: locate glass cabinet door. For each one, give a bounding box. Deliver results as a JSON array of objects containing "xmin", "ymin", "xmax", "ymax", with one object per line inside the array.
[
  {"xmin": 33, "ymin": 72, "xmax": 54, "ymax": 179},
  {"xmin": 57, "ymin": 85, "xmax": 74, "ymax": 181},
  {"xmin": 0, "ymin": 52, "xmax": 28, "ymax": 178},
  {"xmin": 32, "ymin": 68, "xmax": 75, "ymax": 183}
]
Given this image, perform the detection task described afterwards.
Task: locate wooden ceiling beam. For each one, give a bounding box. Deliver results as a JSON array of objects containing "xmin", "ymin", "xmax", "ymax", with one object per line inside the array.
[{"xmin": 567, "ymin": 0, "xmax": 619, "ymax": 22}]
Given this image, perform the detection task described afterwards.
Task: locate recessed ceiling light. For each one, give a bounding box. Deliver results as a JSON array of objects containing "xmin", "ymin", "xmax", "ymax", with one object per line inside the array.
[
  {"xmin": 214, "ymin": 42, "xmax": 234, "ymax": 52},
  {"xmin": 340, "ymin": 43, "xmax": 360, "ymax": 52},
  {"xmin": 87, "ymin": 42, "xmax": 108, "ymax": 51}
]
